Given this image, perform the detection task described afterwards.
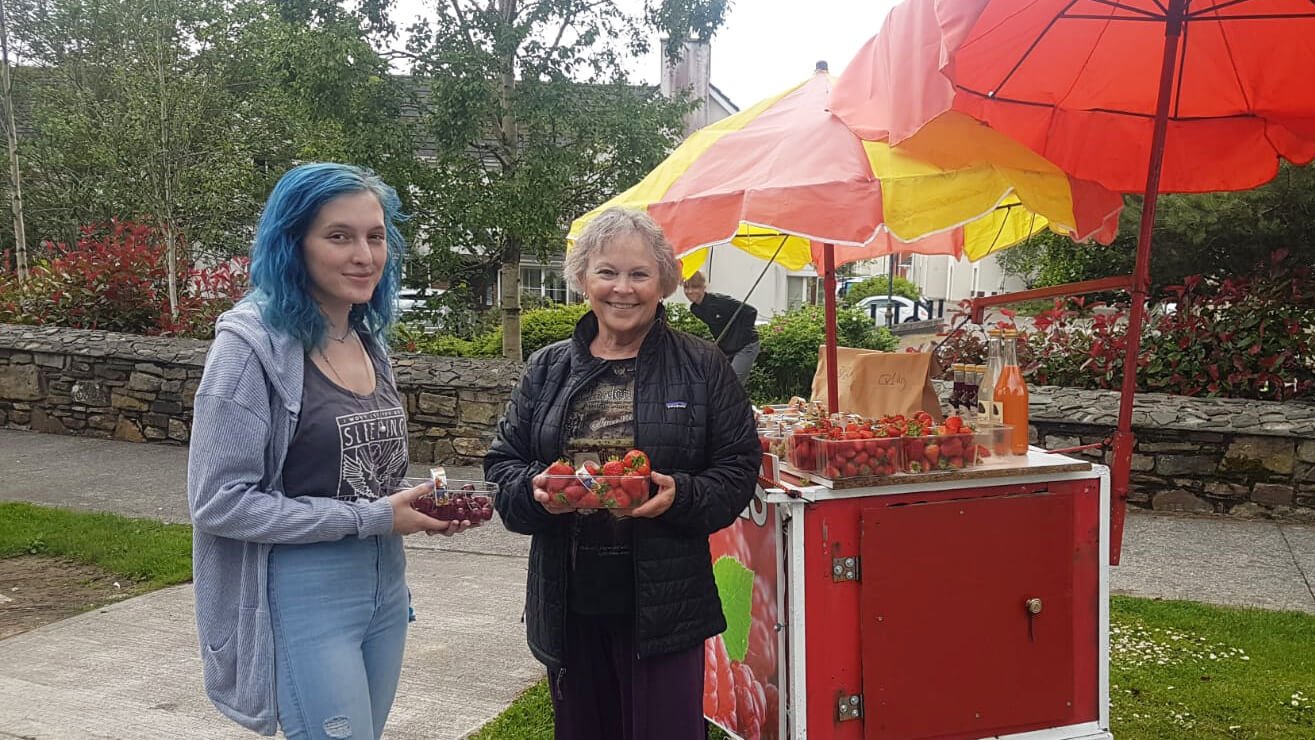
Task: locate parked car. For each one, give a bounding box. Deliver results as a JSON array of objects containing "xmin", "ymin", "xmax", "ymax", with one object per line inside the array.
[
  {"xmin": 854, "ymin": 294, "xmax": 922, "ymax": 324},
  {"xmin": 395, "ymin": 288, "xmax": 446, "ymax": 329}
]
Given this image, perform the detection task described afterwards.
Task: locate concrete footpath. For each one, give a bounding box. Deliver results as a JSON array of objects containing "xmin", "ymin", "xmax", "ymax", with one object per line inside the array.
[{"xmin": 3, "ymin": 428, "xmax": 1315, "ymax": 739}]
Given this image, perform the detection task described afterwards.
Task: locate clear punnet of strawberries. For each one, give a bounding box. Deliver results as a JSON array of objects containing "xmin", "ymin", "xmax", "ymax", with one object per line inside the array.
[
  {"xmin": 893, "ymin": 412, "xmax": 981, "ymax": 473},
  {"xmin": 767, "ymin": 411, "xmax": 988, "ymax": 479},
  {"xmin": 541, "ymin": 449, "xmax": 652, "ymax": 511}
]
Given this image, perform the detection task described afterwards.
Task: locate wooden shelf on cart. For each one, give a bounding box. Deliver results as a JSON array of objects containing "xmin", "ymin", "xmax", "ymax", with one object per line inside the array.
[{"xmin": 777, "ymin": 448, "xmax": 1093, "ymax": 490}]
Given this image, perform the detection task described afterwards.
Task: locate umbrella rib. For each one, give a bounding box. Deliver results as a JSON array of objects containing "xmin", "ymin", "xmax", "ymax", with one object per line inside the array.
[
  {"xmin": 954, "ymin": 85, "xmax": 1267, "ymax": 121},
  {"xmin": 1182, "ymin": 10, "xmax": 1315, "ymax": 17},
  {"xmin": 1060, "ymin": 13, "xmax": 1172, "ymax": 18},
  {"xmin": 1081, "ymin": 0, "xmax": 1166, "ymax": 18},
  {"xmin": 716, "ymin": 236, "xmax": 788, "ymax": 348},
  {"xmin": 1210, "ymin": 8, "xmax": 1258, "ymax": 114},
  {"xmin": 990, "ymin": 0, "xmax": 1084, "ymax": 97},
  {"xmin": 1172, "ymin": 7, "xmax": 1190, "ymax": 119},
  {"xmin": 1185, "ymin": 0, "xmax": 1254, "ymax": 14}
]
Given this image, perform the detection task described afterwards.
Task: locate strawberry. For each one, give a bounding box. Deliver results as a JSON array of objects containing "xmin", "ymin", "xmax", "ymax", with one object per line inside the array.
[
  {"xmin": 622, "ymin": 449, "xmax": 651, "ymax": 476},
  {"xmin": 544, "ymin": 460, "xmax": 574, "ymax": 491},
  {"xmin": 563, "ymin": 483, "xmax": 588, "ymax": 504},
  {"xmin": 620, "ymin": 475, "xmax": 648, "ymax": 501},
  {"xmin": 578, "ymin": 491, "xmax": 602, "ymax": 509},
  {"xmin": 925, "ymin": 443, "xmax": 941, "ymax": 467},
  {"xmin": 601, "ymin": 458, "xmax": 626, "ymax": 477}
]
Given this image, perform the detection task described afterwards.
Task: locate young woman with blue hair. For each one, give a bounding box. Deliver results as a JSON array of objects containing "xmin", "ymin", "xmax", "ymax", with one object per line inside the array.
[{"xmin": 187, "ymin": 163, "xmax": 466, "ymax": 739}]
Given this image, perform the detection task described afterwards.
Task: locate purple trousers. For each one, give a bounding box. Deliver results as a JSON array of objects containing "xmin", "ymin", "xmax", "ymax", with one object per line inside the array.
[{"xmin": 550, "ymin": 614, "xmax": 706, "ymax": 740}]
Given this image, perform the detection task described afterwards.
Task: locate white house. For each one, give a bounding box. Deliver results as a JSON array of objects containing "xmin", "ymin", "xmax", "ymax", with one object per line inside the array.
[{"xmin": 905, "ymin": 253, "xmax": 1028, "ymax": 306}]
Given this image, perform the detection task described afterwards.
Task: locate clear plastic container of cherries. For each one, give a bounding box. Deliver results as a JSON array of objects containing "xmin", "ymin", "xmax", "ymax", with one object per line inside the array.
[{"xmin": 395, "ymin": 467, "xmax": 498, "ymax": 525}]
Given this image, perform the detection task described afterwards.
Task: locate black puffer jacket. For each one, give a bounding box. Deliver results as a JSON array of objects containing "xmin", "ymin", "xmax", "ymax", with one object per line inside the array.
[{"xmin": 485, "ymin": 306, "xmax": 759, "ymax": 678}]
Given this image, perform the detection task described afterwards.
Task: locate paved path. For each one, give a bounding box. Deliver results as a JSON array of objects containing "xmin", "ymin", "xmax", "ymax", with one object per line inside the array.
[{"xmin": 2, "ymin": 428, "xmax": 1314, "ymax": 739}]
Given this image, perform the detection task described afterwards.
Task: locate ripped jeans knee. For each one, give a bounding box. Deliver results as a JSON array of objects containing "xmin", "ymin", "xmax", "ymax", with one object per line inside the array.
[{"xmin": 322, "ymin": 714, "xmax": 353, "ymax": 738}]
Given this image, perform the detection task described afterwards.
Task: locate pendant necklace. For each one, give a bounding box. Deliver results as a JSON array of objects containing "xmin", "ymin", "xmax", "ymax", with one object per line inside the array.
[{"xmin": 319, "ymin": 331, "xmax": 374, "ymax": 405}]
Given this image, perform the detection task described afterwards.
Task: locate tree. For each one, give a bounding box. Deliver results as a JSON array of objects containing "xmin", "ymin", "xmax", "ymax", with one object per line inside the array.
[
  {"xmin": 8, "ymin": 0, "xmax": 418, "ymax": 273},
  {"xmin": 842, "ymin": 273, "xmax": 921, "ymax": 305},
  {"xmin": 1138, "ymin": 162, "xmax": 1315, "ymax": 286},
  {"xmin": 0, "ymin": 0, "xmax": 26, "ymax": 282},
  {"xmin": 997, "ymin": 163, "xmax": 1315, "ymax": 293},
  {"xmin": 403, "ymin": 0, "xmax": 728, "ymax": 360}
]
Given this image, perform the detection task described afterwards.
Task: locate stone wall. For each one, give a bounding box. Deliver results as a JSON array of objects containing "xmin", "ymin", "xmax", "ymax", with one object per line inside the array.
[
  {"xmin": 936, "ymin": 380, "xmax": 1315, "ymax": 520},
  {"xmin": 4, "ymin": 323, "xmax": 1312, "ymax": 517},
  {"xmin": 0, "ymin": 324, "xmax": 520, "ymax": 465}
]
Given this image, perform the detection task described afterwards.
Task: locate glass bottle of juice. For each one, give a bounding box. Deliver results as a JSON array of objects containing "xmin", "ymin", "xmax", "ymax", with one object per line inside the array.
[
  {"xmin": 979, "ymin": 331, "xmax": 1003, "ymax": 423},
  {"xmin": 994, "ymin": 330, "xmax": 1030, "ymax": 456}
]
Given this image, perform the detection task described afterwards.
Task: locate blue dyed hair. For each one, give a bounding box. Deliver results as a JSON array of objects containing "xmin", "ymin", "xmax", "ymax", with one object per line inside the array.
[{"xmin": 244, "ymin": 163, "xmax": 407, "ymax": 349}]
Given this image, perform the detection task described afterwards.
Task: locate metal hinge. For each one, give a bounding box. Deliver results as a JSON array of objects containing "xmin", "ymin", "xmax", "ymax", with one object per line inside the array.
[
  {"xmin": 832, "ymin": 555, "xmax": 860, "ymax": 582},
  {"xmin": 836, "ymin": 692, "xmax": 863, "ymax": 721}
]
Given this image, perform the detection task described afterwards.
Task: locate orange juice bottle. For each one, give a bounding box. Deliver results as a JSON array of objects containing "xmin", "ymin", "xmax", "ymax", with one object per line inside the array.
[{"xmin": 994, "ymin": 330, "xmax": 1030, "ymax": 456}]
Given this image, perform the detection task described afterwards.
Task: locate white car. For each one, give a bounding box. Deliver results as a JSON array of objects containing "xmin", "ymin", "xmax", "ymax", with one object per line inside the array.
[
  {"xmin": 854, "ymin": 294, "xmax": 922, "ymax": 323},
  {"xmin": 395, "ymin": 288, "xmax": 446, "ymax": 327}
]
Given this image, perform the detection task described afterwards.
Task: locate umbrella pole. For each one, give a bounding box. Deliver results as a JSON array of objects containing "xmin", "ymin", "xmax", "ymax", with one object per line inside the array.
[
  {"xmin": 1111, "ymin": 0, "xmax": 1186, "ymax": 565},
  {"xmin": 823, "ymin": 242, "xmax": 839, "ymax": 413}
]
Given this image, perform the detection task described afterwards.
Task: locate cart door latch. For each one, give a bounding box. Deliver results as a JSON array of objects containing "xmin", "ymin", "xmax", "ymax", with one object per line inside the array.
[
  {"xmin": 836, "ymin": 692, "xmax": 863, "ymax": 721},
  {"xmin": 832, "ymin": 555, "xmax": 860, "ymax": 582}
]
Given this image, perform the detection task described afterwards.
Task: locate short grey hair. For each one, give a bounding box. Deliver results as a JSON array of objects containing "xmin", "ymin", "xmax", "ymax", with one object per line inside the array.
[{"xmin": 566, "ymin": 208, "xmax": 681, "ymax": 297}]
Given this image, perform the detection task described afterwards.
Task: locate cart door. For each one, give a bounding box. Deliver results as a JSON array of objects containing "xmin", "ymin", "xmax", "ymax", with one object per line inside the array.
[{"xmin": 858, "ymin": 489, "xmax": 1084, "ymax": 740}]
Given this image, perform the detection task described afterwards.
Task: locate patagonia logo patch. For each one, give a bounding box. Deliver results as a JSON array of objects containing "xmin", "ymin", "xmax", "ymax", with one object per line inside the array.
[{"xmin": 666, "ymin": 401, "xmax": 688, "ymax": 409}]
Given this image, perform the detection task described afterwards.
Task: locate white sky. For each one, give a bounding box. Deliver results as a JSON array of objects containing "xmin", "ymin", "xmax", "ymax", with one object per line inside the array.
[{"xmin": 388, "ymin": 0, "xmax": 902, "ymax": 109}]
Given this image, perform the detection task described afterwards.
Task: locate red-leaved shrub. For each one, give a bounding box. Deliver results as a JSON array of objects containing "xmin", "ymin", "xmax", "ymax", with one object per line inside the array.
[
  {"xmin": 928, "ymin": 250, "xmax": 1314, "ymax": 401},
  {"xmin": 0, "ymin": 220, "xmax": 248, "ymax": 339}
]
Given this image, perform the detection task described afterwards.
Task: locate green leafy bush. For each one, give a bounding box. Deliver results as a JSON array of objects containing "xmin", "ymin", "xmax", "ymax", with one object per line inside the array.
[
  {"xmin": 664, "ymin": 302, "xmax": 712, "ymax": 340},
  {"xmin": 748, "ymin": 305, "xmax": 898, "ymax": 403},
  {"xmin": 396, "ymin": 302, "xmax": 590, "ymax": 358},
  {"xmin": 842, "ymin": 274, "xmax": 921, "ymax": 305}
]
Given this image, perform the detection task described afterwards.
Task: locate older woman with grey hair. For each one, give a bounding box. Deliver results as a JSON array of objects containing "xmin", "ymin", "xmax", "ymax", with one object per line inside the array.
[{"xmin": 485, "ymin": 207, "xmax": 760, "ymax": 740}]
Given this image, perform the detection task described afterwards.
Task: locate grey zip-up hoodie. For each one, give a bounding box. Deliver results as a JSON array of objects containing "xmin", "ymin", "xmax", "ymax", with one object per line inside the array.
[{"xmin": 187, "ymin": 300, "xmax": 395, "ymax": 734}]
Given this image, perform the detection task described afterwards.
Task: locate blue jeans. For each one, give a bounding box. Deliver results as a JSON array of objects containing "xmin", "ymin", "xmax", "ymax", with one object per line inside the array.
[{"xmin": 268, "ymin": 535, "xmax": 409, "ymax": 740}]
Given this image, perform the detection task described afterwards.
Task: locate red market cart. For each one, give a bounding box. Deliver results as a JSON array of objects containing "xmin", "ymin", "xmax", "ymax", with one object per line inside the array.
[{"xmin": 707, "ymin": 451, "xmax": 1112, "ymax": 740}]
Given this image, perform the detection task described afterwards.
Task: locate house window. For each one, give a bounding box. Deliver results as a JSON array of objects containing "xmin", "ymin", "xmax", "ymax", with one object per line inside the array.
[
  {"xmin": 521, "ymin": 268, "xmax": 542, "ymax": 294},
  {"xmin": 521, "ymin": 264, "xmax": 574, "ymax": 304},
  {"xmin": 544, "ymin": 271, "xmax": 568, "ymax": 303},
  {"xmin": 787, "ymin": 275, "xmax": 819, "ymax": 309}
]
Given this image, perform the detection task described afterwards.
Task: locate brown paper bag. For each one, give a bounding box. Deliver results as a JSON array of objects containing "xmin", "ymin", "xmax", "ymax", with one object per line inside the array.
[{"xmin": 811, "ymin": 347, "xmax": 943, "ymax": 422}]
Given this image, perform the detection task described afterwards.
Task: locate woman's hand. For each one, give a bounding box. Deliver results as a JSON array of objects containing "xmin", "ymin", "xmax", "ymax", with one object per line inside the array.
[
  {"xmin": 388, "ymin": 481, "xmax": 470, "ymax": 536},
  {"xmin": 629, "ymin": 471, "xmax": 676, "ymax": 518},
  {"xmin": 532, "ymin": 472, "xmax": 575, "ymax": 515}
]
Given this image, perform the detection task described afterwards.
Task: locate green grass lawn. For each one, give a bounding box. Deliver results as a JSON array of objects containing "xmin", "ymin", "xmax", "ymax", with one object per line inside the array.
[
  {"xmin": 470, "ymin": 596, "xmax": 1315, "ymax": 740},
  {"xmin": 0, "ymin": 502, "xmax": 193, "ymax": 589}
]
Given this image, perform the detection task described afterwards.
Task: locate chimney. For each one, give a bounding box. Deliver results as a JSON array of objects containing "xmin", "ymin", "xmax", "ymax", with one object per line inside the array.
[{"xmin": 660, "ymin": 38, "xmax": 713, "ymax": 136}]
